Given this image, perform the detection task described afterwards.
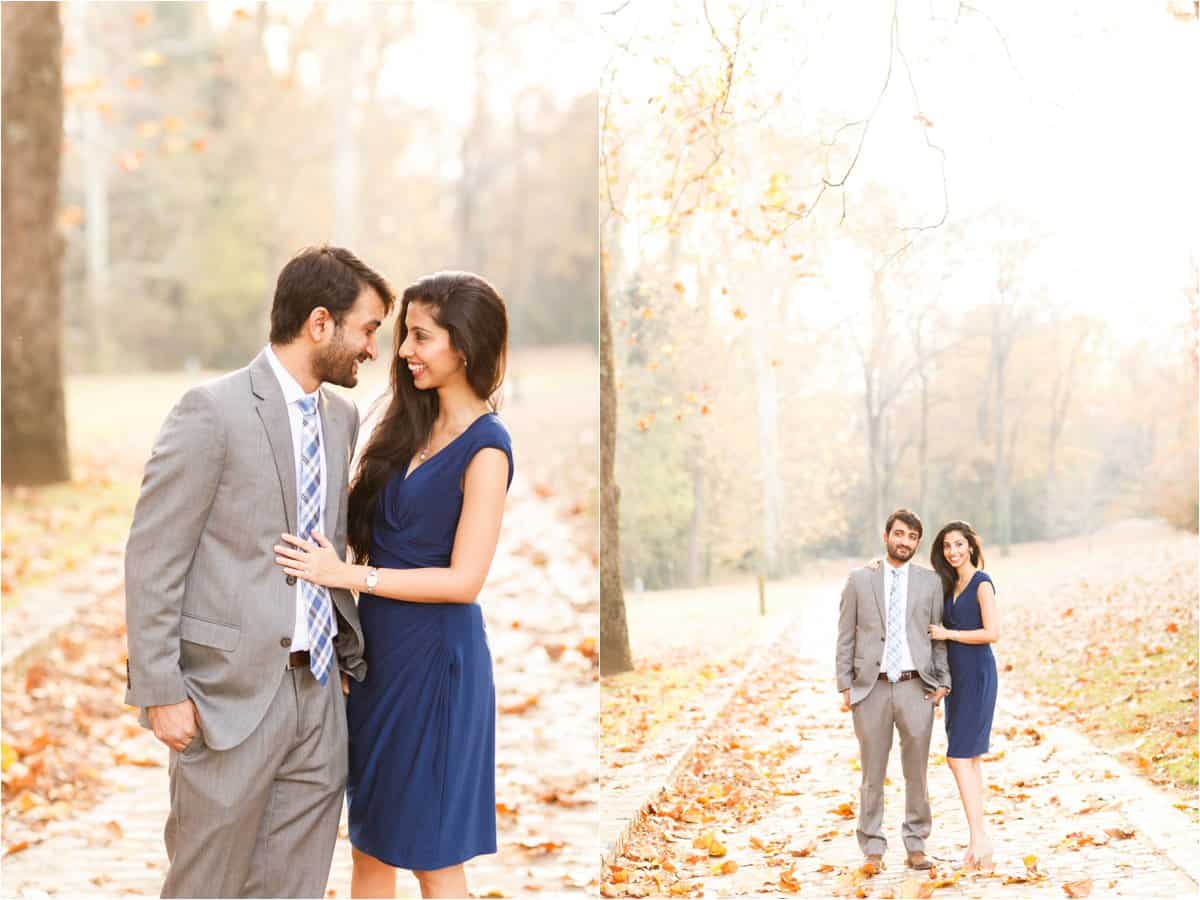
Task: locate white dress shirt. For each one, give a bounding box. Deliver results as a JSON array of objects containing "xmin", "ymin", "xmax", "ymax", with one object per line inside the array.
[
  {"xmin": 264, "ymin": 345, "xmax": 328, "ymax": 652},
  {"xmin": 884, "ymin": 559, "xmax": 916, "ymax": 672}
]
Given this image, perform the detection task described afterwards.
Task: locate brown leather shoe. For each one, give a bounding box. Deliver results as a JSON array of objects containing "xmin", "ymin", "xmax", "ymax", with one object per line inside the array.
[
  {"xmin": 906, "ymin": 850, "xmax": 932, "ymax": 870},
  {"xmin": 865, "ymin": 853, "xmax": 885, "ymax": 869}
]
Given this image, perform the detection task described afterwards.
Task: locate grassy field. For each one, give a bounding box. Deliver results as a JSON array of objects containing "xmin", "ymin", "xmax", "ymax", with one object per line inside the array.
[{"xmin": 1, "ymin": 344, "xmax": 597, "ymax": 614}]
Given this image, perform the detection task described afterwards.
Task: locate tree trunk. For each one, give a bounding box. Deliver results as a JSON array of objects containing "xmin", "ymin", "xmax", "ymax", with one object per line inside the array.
[
  {"xmin": 331, "ymin": 40, "xmax": 360, "ymax": 247},
  {"xmin": 686, "ymin": 460, "xmax": 704, "ymax": 587},
  {"xmin": 864, "ymin": 372, "xmax": 882, "ymax": 552},
  {"xmin": 2, "ymin": 2, "xmax": 70, "ymax": 486},
  {"xmin": 74, "ymin": 0, "xmax": 110, "ymax": 371},
  {"xmin": 991, "ymin": 315, "xmax": 1012, "ymax": 554},
  {"xmin": 917, "ymin": 369, "xmax": 929, "ymax": 516},
  {"xmin": 751, "ymin": 284, "xmax": 781, "ymax": 576},
  {"xmin": 1045, "ymin": 427, "xmax": 1060, "ymax": 535},
  {"xmin": 599, "ymin": 256, "xmax": 633, "ymax": 675}
]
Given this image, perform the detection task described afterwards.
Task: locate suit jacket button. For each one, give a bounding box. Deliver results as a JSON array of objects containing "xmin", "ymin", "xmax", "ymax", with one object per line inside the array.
[
  {"xmin": 286, "ymin": 574, "xmax": 297, "ymax": 585},
  {"xmin": 280, "ymin": 637, "xmax": 292, "ymax": 648}
]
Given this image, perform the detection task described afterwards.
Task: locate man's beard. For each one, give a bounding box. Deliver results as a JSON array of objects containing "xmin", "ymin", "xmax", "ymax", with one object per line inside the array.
[
  {"xmin": 316, "ymin": 329, "xmax": 360, "ymax": 388},
  {"xmin": 887, "ymin": 541, "xmax": 915, "ymax": 562}
]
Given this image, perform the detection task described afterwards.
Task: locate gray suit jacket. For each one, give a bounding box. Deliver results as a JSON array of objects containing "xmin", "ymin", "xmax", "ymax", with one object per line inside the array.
[
  {"xmin": 124, "ymin": 351, "xmax": 366, "ymax": 751},
  {"xmin": 835, "ymin": 563, "xmax": 950, "ymax": 706}
]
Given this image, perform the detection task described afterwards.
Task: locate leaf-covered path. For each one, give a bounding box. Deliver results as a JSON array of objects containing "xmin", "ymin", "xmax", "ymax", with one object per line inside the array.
[
  {"xmin": 2, "ymin": 478, "xmax": 598, "ymax": 898},
  {"xmin": 602, "ymin": 579, "xmax": 1198, "ymax": 899}
]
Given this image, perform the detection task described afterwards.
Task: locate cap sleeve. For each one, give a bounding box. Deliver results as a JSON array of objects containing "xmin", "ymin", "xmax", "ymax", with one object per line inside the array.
[
  {"xmin": 978, "ymin": 571, "xmax": 994, "ymax": 591},
  {"xmin": 465, "ymin": 417, "xmax": 514, "ymax": 491}
]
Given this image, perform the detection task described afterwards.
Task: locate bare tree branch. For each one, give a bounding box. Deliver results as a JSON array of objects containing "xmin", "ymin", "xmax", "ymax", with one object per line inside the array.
[
  {"xmin": 894, "ymin": 15, "xmax": 949, "ymax": 231},
  {"xmin": 602, "ymin": 0, "xmax": 634, "ymax": 15},
  {"xmin": 822, "ymin": 2, "xmax": 898, "ymax": 192}
]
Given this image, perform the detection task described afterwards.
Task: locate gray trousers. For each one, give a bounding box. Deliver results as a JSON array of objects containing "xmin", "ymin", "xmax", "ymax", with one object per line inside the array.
[
  {"xmin": 850, "ymin": 677, "xmax": 935, "ymax": 856},
  {"xmin": 161, "ymin": 666, "xmax": 348, "ymax": 898}
]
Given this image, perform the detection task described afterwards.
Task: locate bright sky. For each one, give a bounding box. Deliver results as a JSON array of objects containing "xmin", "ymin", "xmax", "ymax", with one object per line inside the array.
[
  {"xmin": 211, "ymin": 1, "xmax": 597, "ymax": 130},
  {"xmin": 605, "ymin": 0, "xmax": 1200, "ymax": 344}
]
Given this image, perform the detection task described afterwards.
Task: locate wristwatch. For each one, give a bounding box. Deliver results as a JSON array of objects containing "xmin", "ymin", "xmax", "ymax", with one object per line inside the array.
[{"xmin": 364, "ymin": 566, "xmax": 379, "ymax": 591}]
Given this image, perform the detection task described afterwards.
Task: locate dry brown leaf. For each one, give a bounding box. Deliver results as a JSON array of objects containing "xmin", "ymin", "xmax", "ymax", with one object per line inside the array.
[
  {"xmin": 1063, "ymin": 880, "xmax": 1093, "ymax": 898},
  {"xmin": 779, "ymin": 865, "xmax": 801, "ymax": 893},
  {"xmin": 499, "ymin": 695, "xmax": 540, "ymax": 715}
]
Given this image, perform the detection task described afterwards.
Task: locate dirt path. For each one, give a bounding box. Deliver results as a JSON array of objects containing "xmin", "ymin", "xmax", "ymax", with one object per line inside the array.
[
  {"xmin": 603, "ymin": 579, "xmax": 1198, "ymax": 898},
  {"xmin": 1, "ymin": 478, "xmax": 597, "ymax": 898}
]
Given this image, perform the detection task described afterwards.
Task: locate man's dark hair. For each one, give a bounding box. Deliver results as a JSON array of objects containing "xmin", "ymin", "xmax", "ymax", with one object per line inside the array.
[
  {"xmin": 885, "ymin": 507, "xmax": 923, "ymax": 538},
  {"xmin": 269, "ymin": 245, "xmax": 395, "ymax": 344}
]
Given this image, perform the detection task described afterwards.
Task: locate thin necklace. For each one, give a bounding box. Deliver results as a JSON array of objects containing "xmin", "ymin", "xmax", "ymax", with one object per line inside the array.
[{"xmin": 418, "ymin": 409, "xmax": 488, "ymax": 461}]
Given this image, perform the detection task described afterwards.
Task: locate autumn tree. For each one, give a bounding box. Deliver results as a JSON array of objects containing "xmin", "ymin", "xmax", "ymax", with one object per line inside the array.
[{"xmin": 2, "ymin": 2, "xmax": 70, "ymax": 486}]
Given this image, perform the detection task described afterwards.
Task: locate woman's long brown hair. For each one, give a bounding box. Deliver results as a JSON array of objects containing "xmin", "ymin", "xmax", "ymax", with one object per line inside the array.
[
  {"xmin": 930, "ymin": 520, "xmax": 986, "ymax": 601},
  {"xmin": 347, "ymin": 271, "xmax": 507, "ymax": 561}
]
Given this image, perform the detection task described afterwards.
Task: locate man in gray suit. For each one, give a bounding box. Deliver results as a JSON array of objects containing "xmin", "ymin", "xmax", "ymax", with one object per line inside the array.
[
  {"xmin": 124, "ymin": 246, "xmax": 393, "ymax": 897},
  {"xmin": 836, "ymin": 508, "xmax": 950, "ymax": 871}
]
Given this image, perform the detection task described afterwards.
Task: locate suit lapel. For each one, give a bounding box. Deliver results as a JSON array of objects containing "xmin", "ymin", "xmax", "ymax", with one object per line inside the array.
[
  {"xmin": 250, "ymin": 351, "xmax": 297, "ymax": 535},
  {"xmin": 870, "ymin": 566, "xmax": 885, "ymax": 622},
  {"xmin": 320, "ymin": 389, "xmax": 345, "ymax": 538}
]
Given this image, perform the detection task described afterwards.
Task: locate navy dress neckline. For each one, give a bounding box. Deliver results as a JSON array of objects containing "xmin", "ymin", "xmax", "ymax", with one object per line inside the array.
[{"xmin": 402, "ymin": 412, "xmax": 496, "ymax": 483}]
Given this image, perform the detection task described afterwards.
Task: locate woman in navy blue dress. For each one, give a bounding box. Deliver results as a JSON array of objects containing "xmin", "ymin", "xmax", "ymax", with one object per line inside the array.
[
  {"xmin": 927, "ymin": 521, "xmax": 1000, "ymax": 872},
  {"xmin": 275, "ymin": 272, "xmax": 513, "ymax": 898}
]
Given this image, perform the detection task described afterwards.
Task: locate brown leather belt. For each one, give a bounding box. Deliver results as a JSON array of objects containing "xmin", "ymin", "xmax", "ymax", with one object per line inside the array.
[
  {"xmin": 879, "ymin": 670, "xmax": 918, "ymax": 683},
  {"xmin": 286, "ymin": 650, "xmax": 310, "ymax": 670}
]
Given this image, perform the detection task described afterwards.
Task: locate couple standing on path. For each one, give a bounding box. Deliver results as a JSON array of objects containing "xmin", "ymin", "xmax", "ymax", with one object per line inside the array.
[
  {"xmin": 124, "ymin": 246, "xmax": 515, "ymax": 899},
  {"xmin": 837, "ymin": 509, "xmax": 1001, "ymax": 873}
]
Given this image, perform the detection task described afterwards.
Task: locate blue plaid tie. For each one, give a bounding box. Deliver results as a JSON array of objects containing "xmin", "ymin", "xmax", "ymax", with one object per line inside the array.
[
  {"xmin": 884, "ymin": 568, "xmax": 903, "ymax": 683},
  {"xmin": 297, "ymin": 395, "xmax": 334, "ymax": 685}
]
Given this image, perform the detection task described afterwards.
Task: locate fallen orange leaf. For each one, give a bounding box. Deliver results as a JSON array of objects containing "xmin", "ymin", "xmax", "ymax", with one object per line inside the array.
[{"xmin": 779, "ymin": 865, "xmax": 801, "ymax": 893}]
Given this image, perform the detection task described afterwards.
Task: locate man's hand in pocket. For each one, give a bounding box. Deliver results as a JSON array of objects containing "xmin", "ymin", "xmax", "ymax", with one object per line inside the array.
[{"xmin": 147, "ymin": 698, "xmax": 198, "ymax": 752}]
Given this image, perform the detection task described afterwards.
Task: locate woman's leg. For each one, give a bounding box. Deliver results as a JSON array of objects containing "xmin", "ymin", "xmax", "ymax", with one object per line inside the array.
[
  {"xmin": 413, "ymin": 864, "xmax": 468, "ymax": 899},
  {"xmin": 946, "ymin": 756, "xmax": 984, "ymax": 864},
  {"xmin": 971, "ymin": 757, "xmax": 993, "ymax": 866},
  {"xmin": 351, "ymin": 846, "xmax": 397, "ymax": 899}
]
